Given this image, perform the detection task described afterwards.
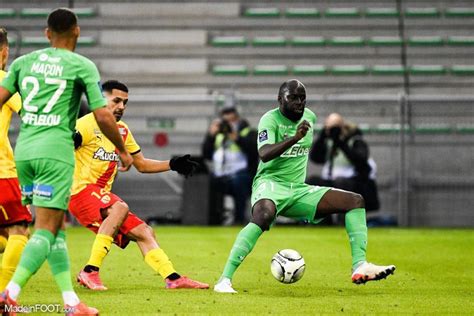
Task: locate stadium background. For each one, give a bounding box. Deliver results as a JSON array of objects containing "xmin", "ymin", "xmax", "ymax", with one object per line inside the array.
[{"xmin": 3, "ymin": 0, "xmax": 474, "ymax": 227}]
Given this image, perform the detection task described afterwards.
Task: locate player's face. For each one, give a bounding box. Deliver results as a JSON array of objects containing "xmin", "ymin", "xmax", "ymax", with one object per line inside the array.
[
  {"xmin": 105, "ymin": 89, "xmax": 129, "ymax": 122},
  {"xmin": 279, "ymin": 81, "xmax": 306, "ymax": 122}
]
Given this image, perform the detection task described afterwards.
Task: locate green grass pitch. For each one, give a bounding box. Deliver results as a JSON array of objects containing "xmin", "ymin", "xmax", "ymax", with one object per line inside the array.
[{"xmin": 17, "ymin": 226, "xmax": 473, "ymax": 315}]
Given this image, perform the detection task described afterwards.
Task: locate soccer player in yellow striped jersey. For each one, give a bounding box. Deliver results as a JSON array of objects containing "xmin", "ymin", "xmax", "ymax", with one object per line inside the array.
[
  {"xmin": 0, "ymin": 28, "xmax": 32, "ymax": 292},
  {"xmin": 69, "ymin": 80, "xmax": 209, "ymax": 290}
]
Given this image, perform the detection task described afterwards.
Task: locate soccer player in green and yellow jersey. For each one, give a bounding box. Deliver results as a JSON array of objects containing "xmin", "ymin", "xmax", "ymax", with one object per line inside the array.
[
  {"xmin": 214, "ymin": 79, "xmax": 395, "ymax": 293},
  {"xmin": 0, "ymin": 8, "xmax": 133, "ymax": 315}
]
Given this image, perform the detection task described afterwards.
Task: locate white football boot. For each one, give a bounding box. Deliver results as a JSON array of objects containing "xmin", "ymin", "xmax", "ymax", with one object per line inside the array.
[
  {"xmin": 351, "ymin": 261, "xmax": 396, "ymax": 284},
  {"xmin": 213, "ymin": 277, "xmax": 237, "ymax": 293}
]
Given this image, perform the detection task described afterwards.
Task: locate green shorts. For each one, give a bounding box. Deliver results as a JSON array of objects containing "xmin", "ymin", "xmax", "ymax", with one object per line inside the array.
[
  {"xmin": 15, "ymin": 159, "xmax": 74, "ymax": 211},
  {"xmin": 251, "ymin": 178, "xmax": 331, "ymax": 225}
]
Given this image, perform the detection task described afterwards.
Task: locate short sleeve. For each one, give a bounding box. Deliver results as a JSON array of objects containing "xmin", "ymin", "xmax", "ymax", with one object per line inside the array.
[
  {"xmin": 5, "ymin": 92, "xmax": 22, "ymax": 113},
  {"xmin": 80, "ymin": 59, "xmax": 106, "ymax": 111},
  {"xmin": 0, "ymin": 58, "xmax": 21, "ymax": 95},
  {"xmin": 125, "ymin": 129, "xmax": 141, "ymax": 155},
  {"xmin": 257, "ymin": 113, "xmax": 276, "ymax": 149}
]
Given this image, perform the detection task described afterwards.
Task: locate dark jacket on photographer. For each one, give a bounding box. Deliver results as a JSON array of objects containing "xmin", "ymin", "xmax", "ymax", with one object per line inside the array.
[
  {"xmin": 309, "ymin": 123, "xmax": 380, "ymax": 211},
  {"xmin": 202, "ymin": 119, "xmax": 258, "ymax": 178}
]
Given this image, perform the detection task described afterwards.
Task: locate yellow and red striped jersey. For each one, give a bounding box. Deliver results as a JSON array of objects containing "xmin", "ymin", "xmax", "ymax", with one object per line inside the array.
[
  {"xmin": 0, "ymin": 69, "xmax": 22, "ymax": 179},
  {"xmin": 72, "ymin": 112, "xmax": 140, "ymax": 195}
]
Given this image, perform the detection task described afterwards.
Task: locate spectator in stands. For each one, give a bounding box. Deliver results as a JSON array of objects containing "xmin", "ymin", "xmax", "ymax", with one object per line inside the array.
[
  {"xmin": 308, "ymin": 113, "xmax": 380, "ymax": 214},
  {"xmin": 202, "ymin": 105, "xmax": 258, "ymax": 225}
]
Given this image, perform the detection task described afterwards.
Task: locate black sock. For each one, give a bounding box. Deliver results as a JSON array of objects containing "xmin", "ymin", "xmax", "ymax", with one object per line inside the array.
[
  {"xmin": 166, "ymin": 272, "xmax": 181, "ymax": 280},
  {"xmin": 84, "ymin": 265, "xmax": 100, "ymax": 273}
]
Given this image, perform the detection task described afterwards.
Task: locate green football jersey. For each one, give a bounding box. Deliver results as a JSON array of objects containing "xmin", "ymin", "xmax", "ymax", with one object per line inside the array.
[
  {"xmin": 1, "ymin": 47, "xmax": 106, "ymax": 165},
  {"xmin": 254, "ymin": 107, "xmax": 317, "ymax": 184}
]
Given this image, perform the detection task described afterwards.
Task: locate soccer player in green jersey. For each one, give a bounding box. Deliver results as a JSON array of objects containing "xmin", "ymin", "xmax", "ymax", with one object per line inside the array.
[
  {"xmin": 214, "ymin": 79, "xmax": 395, "ymax": 293},
  {"xmin": 0, "ymin": 8, "xmax": 133, "ymax": 315}
]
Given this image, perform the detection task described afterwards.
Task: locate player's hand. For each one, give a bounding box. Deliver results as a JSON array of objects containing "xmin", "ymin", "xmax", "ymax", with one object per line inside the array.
[
  {"xmin": 118, "ymin": 151, "xmax": 133, "ymax": 172},
  {"xmin": 169, "ymin": 154, "xmax": 200, "ymax": 178},
  {"xmin": 295, "ymin": 120, "xmax": 311, "ymax": 141}
]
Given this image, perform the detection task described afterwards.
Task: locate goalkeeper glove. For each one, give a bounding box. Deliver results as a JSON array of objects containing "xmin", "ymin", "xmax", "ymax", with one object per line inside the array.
[{"xmin": 169, "ymin": 154, "xmax": 199, "ymax": 178}]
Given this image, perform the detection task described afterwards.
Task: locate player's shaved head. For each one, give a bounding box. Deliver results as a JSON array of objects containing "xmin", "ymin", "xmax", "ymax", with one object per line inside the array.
[
  {"xmin": 278, "ymin": 79, "xmax": 306, "ymax": 98},
  {"xmin": 278, "ymin": 79, "xmax": 307, "ymax": 122},
  {"xmin": 47, "ymin": 8, "xmax": 78, "ymax": 34},
  {"xmin": 102, "ymin": 80, "xmax": 129, "ymax": 94},
  {"xmin": 325, "ymin": 113, "xmax": 344, "ymax": 128}
]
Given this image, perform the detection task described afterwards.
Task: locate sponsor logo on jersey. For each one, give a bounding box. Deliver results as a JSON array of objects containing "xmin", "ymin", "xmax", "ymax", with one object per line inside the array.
[
  {"xmin": 47, "ymin": 56, "xmax": 61, "ymax": 63},
  {"xmin": 93, "ymin": 147, "xmax": 119, "ymax": 162},
  {"xmin": 33, "ymin": 184, "xmax": 54, "ymax": 199},
  {"xmin": 259, "ymin": 130, "xmax": 268, "ymax": 142},
  {"xmin": 278, "ymin": 124, "xmax": 294, "ymax": 129},
  {"xmin": 21, "ymin": 185, "xmax": 33, "ymax": 198},
  {"xmin": 281, "ymin": 144, "xmax": 310, "ymax": 158}
]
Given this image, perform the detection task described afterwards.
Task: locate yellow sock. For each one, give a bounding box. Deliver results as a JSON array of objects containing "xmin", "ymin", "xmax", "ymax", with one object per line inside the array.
[
  {"xmin": 144, "ymin": 248, "xmax": 176, "ymax": 279},
  {"xmin": 86, "ymin": 234, "xmax": 113, "ymax": 269},
  {"xmin": 0, "ymin": 235, "xmax": 7, "ymax": 254},
  {"xmin": 0, "ymin": 235, "xmax": 28, "ymax": 290}
]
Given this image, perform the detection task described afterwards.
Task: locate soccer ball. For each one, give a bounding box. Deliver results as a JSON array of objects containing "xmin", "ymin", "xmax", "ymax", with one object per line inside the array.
[{"xmin": 270, "ymin": 249, "xmax": 306, "ymax": 284}]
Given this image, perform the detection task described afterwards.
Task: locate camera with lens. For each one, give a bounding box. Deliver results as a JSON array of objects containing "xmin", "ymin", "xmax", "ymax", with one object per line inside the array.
[{"xmin": 218, "ymin": 119, "xmax": 232, "ymax": 134}]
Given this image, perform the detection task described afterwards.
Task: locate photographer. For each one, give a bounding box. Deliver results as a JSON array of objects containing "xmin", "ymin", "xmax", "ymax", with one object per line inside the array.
[
  {"xmin": 202, "ymin": 106, "xmax": 258, "ymax": 225},
  {"xmin": 308, "ymin": 113, "xmax": 380, "ymax": 212}
]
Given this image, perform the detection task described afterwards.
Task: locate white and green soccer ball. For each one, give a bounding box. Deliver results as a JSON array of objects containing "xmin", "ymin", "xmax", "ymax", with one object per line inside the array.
[{"xmin": 270, "ymin": 249, "xmax": 306, "ymax": 284}]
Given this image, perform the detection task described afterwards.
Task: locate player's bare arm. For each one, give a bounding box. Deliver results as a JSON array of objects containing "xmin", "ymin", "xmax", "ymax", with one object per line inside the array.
[
  {"xmin": 93, "ymin": 107, "xmax": 133, "ymax": 171},
  {"xmin": 132, "ymin": 152, "xmax": 171, "ymax": 173},
  {"xmin": 259, "ymin": 120, "xmax": 310, "ymax": 162},
  {"xmin": 132, "ymin": 152, "xmax": 200, "ymax": 176}
]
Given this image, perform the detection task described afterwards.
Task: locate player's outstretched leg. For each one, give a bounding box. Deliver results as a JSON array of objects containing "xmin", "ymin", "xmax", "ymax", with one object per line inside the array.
[
  {"xmin": 128, "ymin": 223, "xmax": 209, "ymax": 289},
  {"xmin": 316, "ymin": 189, "xmax": 395, "ymax": 284},
  {"xmin": 214, "ymin": 199, "xmax": 275, "ymax": 293},
  {"xmin": 77, "ymin": 201, "xmax": 129, "ymax": 291}
]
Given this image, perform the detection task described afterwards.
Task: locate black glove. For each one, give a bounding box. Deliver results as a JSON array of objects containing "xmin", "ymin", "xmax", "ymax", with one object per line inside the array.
[
  {"xmin": 169, "ymin": 154, "xmax": 199, "ymax": 178},
  {"xmin": 73, "ymin": 131, "xmax": 82, "ymax": 149}
]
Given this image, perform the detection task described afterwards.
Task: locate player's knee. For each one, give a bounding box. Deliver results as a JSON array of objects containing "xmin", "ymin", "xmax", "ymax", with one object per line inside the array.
[
  {"xmin": 114, "ymin": 201, "xmax": 129, "ymax": 217},
  {"xmin": 352, "ymin": 193, "xmax": 365, "ymax": 209},
  {"xmin": 251, "ymin": 206, "xmax": 275, "ymax": 231},
  {"xmin": 144, "ymin": 224, "xmax": 155, "ymax": 239},
  {"xmin": 133, "ymin": 224, "xmax": 154, "ymax": 242}
]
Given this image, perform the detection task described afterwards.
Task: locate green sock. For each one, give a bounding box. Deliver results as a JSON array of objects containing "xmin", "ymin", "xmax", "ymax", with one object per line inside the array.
[
  {"xmin": 47, "ymin": 230, "xmax": 74, "ymax": 293},
  {"xmin": 222, "ymin": 223, "xmax": 263, "ymax": 279},
  {"xmin": 11, "ymin": 229, "xmax": 55, "ymax": 287},
  {"xmin": 345, "ymin": 208, "xmax": 368, "ymax": 268}
]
